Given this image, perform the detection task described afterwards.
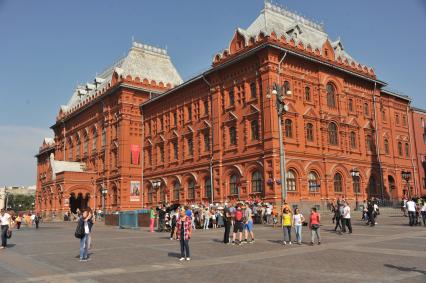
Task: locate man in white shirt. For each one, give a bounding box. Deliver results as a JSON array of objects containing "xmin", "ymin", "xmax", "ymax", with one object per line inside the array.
[
  {"xmin": 342, "ymin": 202, "xmax": 352, "ymax": 234},
  {"xmin": 0, "ymin": 209, "xmax": 12, "ymax": 248},
  {"xmin": 406, "ymin": 198, "xmax": 416, "ymax": 226}
]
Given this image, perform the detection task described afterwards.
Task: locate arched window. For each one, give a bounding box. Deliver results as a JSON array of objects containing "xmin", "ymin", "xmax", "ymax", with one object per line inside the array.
[
  {"xmin": 308, "ymin": 171, "xmax": 320, "ymax": 192},
  {"xmin": 83, "ymin": 131, "xmax": 89, "ymax": 155},
  {"xmin": 326, "ymin": 83, "xmax": 336, "ymax": 108},
  {"xmin": 188, "ymin": 180, "xmax": 195, "ymax": 199},
  {"xmin": 92, "ymin": 127, "xmax": 97, "ymax": 150},
  {"xmin": 368, "ymin": 176, "xmax": 376, "ymax": 195},
  {"xmin": 101, "ymin": 127, "xmax": 106, "ymax": 147},
  {"xmin": 328, "ymin": 123, "xmax": 338, "ymax": 145},
  {"xmin": 251, "ymin": 120, "xmax": 259, "ymax": 141},
  {"xmin": 334, "ymin": 173, "xmax": 343, "ymax": 192},
  {"xmin": 283, "ymin": 81, "xmax": 291, "ymax": 96},
  {"xmin": 384, "ymin": 139, "xmax": 389, "ymax": 154},
  {"xmin": 364, "ymin": 103, "xmax": 369, "ymax": 116},
  {"xmin": 398, "ymin": 142, "xmax": 403, "ymax": 156},
  {"xmin": 173, "ymin": 182, "xmax": 180, "ymax": 201},
  {"xmin": 229, "ymin": 126, "xmax": 237, "ymax": 146},
  {"xmin": 306, "ymin": 123, "xmax": 314, "ymax": 142},
  {"xmin": 230, "ymin": 174, "xmax": 238, "ymax": 195},
  {"xmin": 68, "ymin": 138, "xmax": 73, "ymax": 160},
  {"xmin": 305, "ymin": 86, "xmax": 311, "ymax": 101},
  {"xmin": 187, "ymin": 136, "xmax": 193, "ymax": 156},
  {"xmin": 250, "ymin": 82, "xmax": 257, "ymax": 99},
  {"xmin": 348, "ymin": 98, "xmax": 354, "ymax": 112},
  {"xmin": 405, "ymin": 143, "xmax": 409, "ymax": 157},
  {"xmin": 229, "ymin": 89, "xmax": 235, "ymax": 106},
  {"xmin": 285, "ymin": 119, "xmax": 293, "ymax": 138},
  {"xmin": 205, "ymin": 178, "xmax": 212, "ymax": 199},
  {"xmin": 287, "ymin": 170, "xmax": 296, "ymax": 191},
  {"xmin": 350, "ymin": 131, "xmax": 357, "ymax": 149},
  {"xmin": 251, "ymin": 171, "xmax": 263, "ymax": 193},
  {"xmin": 366, "ymin": 135, "xmax": 374, "ymax": 152},
  {"xmin": 148, "ymin": 187, "xmax": 154, "ymax": 203},
  {"xmin": 76, "ymin": 134, "xmax": 81, "ymax": 159}
]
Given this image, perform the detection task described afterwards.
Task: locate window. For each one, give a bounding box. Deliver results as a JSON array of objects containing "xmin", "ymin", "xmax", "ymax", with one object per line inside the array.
[
  {"xmin": 251, "ymin": 171, "xmax": 263, "ymax": 193},
  {"xmin": 187, "ymin": 105, "xmax": 192, "ymax": 121},
  {"xmin": 204, "ymin": 131, "xmax": 210, "ymax": 151},
  {"xmin": 173, "ymin": 112, "xmax": 177, "ymax": 127},
  {"xmin": 326, "ymin": 83, "xmax": 336, "ymax": 108},
  {"xmin": 308, "ymin": 171, "xmax": 320, "ymax": 192},
  {"xmin": 305, "ymin": 86, "xmax": 311, "ymax": 101},
  {"xmin": 251, "ymin": 120, "xmax": 259, "ymax": 141},
  {"xmin": 92, "ymin": 128, "xmax": 97, "ymax": 150},
  {"xmin": 68, "ymin": 139, "xmax": 73, "ymax": 160},
  {"xmin": 328, "ymin": 123, "xmax": 338, "ymax": 145},
  {"xmin": 395, "ymin": 114, "xmax": 400, "ymax": 125},
  {"xmin": 159, "ymin": 117, "xmax": 163, "ymax": 131},
  {"xmin": 333, "ymin": 173, "xmax": 343, "ymax": 192},
  {"xmin": 364, "ymin": 103, "xmax": 369, "ymax": 116},
  {"xmin": 398, "ymin": 142, "xmax": 403, "ymax": 156},
  {"xmin": 101, "ymin": 127, "xmax": 106, "ymax": 147},
  {"xmin": 287, "ymin": 170, "xmax": 296, "ymax": 191},
  {"xmin": 348, "ymin": 99, "xmax": 354, "ymax": 112},
  {"xmin": 229, "ymin": 126, "xmax": 237, "ymax": 146},
  {"xmin": 384, "ymin": 139, "xmax": 389, "ymax": 154},
  {"xmin": 250, "ymin": 82, "xmax": 257, "ymax": 99},
  {"xmin": 402, "ymin": 115, "xmax": 407, "ymax": 127},
  {"xmin": 382, "ymin": 110, "xmax": 386, "ymax": 122},
  {"xmin": 159, "ymin": 144, "xmax": 164, "ymax": 163},
  {"xmin": 172, "ymin": 140, "xmax": 178, "ymax": 160},
  {"xmin": 423, "ymin": 133, "xmax": 426, "ymax": 145},
  {"xmin": 405, "ymin": 143, "xmax": 409, "ymax": 157},
  {"xmin": 285, "ymin": 119, "xmax": 293, "ymax": 138},
  {"xmin": 350, "ymin": 131, "xmax": 357, "ymax": 149},
  {"xmin": 83, "ymin": 132, "xmax": 88, "ymax": 155},
  {"xmin": 229, "ymin": 89, "xmax": 235, "ymax": 106},
  {"xmin": 76, "ymin": 135, "xmax": 81, "ymax": 158},
  {"xmin": 306, "ymin": 123, "xmax": 314, "ymax": 142},
  {"xmin": 148, "ymin": 187, "xmax": 154, "ymax": 203},
  {"xmin": 147, "ymin": 148, "xmax": 152, "ymax": 165},
  {"xmin": 283, "ymin": 81, "xmax": 291, "ymax": 96},
  {"xmin": 366, "ymin": 135, "xmax": 374, "ymax": 152},
  {"xmin": 204, "ymin": 100, "xmax": 209, "ymax": 116},
  {"xmin": 205, "ymin": 178, "xmax": 212, "ymax": 199},
  {"xmin": 188, "ymin": 180, "xmax": 195, "ymax": 199},
  {"xmin": 354, "ymin": 176, "xmax": 360, "ymax": 194},
  {"xmin": 368, "ymin": 176, "xmax": 376, "ymax": 195},
  {"xmin": 187, "ymin": 137, "xmax": 193, "ymax": 156},
  {"xmin": 230, "ymin": 174, "xmax": 238, "ymax": 195},
  {"xmin": 173, "ymin": 182, "xmax": 180, "ymax": 201}
]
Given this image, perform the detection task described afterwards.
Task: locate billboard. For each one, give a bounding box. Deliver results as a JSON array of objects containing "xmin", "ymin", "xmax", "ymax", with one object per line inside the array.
[{"xmin": 130, "ymin": 181, "xmax": 141, "ymax": 202}]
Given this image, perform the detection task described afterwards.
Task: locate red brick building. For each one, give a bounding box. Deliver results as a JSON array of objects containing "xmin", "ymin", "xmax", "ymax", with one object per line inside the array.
[
  {"xmin": 410, "ymin": 107, "xmax": 426, "ymax": 197},
  {"xmin": 36, "ymin": 2, "xmax": 421, "ymax": 217}
]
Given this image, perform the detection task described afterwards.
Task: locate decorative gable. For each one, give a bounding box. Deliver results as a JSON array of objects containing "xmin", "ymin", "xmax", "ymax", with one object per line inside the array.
[{"xmin": 303, "ymin": 107, "xmax": 318, "ymax": 118}]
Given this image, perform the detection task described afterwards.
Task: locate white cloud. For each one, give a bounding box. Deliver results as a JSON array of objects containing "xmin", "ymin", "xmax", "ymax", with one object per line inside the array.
[{"xmin": 0, "ymin": 125, "xmax": 52, "ymax": 187}]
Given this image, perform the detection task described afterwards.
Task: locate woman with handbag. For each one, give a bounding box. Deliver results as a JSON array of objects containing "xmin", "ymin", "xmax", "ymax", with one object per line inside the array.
[
  {"xmin": 76, "ymin": 209, "xmax": 93, "ymax": 262},
  {"xmin": 309, "ymin": 207, "xmax": 321, "ymax": 246},
  {"xmin": 0, "ymin": 209, "xmax": 12, "ymax": 249}
]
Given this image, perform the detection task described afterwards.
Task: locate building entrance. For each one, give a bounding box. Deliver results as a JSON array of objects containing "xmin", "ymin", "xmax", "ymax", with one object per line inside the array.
[{"xmin": 69, "ymin": 192, "xmax": 90, "ymax": 214}]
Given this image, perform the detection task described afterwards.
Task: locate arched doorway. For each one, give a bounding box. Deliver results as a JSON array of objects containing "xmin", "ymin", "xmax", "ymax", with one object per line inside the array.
[
  {"xmin": 69, "ymin": 192, "xmax": 90, "ymax": 214},
  {"xmin": 388, "ymin": 175, "xmax": 396, "ymax": 200}
]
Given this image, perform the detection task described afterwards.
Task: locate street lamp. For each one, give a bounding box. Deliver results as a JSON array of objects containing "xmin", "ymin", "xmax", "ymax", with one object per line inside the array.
[
  {"xmin": 401, "ymin": 171, "xmax": 412, "ymax": 198},
  {"xmin": 268, "ymin": 83, "xmax": 289, "ymax": 208},
  {"xmin": 152, "ymin": 180, "xmax": 162, "ymax": 204},
  {"xmin": 350, "ymin": 168, "xmax": 360, "ymax": 210}
]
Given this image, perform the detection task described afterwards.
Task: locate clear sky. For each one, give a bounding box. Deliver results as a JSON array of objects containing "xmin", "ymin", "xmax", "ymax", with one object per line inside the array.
[{"xmin": 0, "ymin": 0, "xmax": 425, "ymax": 186}]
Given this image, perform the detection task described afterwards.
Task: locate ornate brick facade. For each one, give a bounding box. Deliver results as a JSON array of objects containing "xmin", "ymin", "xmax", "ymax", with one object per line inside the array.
[{"xmin": 36, "ymin": 2, "xmax": 421, "ymax": 218}]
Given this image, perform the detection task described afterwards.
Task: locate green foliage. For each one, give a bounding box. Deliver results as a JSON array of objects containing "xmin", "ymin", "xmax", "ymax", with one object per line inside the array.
[{"xmin": 7, "ymin": 194, "xmax": 35, "ymax": 211}]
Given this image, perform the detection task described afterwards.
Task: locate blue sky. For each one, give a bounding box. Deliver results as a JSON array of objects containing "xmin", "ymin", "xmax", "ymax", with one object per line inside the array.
[{"xmin": 0, "ymin": 0, "xmax": 425, "ymax": 186}]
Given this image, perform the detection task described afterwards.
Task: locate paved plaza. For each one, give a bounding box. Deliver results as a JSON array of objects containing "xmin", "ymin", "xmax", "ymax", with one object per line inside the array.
[{"xmin": 0, "ymin": 212, "xmax": 425, "ymax": 283}]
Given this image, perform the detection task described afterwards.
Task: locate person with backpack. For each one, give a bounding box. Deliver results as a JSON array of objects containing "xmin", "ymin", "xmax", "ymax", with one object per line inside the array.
[
  {"xmin": 76, "ymin": 209, "xmax": 93, "ymax": 262},
  {"xmin": 309, "ymin": 207, "xmax": 321, "ymax": 245},
  {"xmin": 232, "ymin": 205, "xmax": 244, "ymax": 245}
]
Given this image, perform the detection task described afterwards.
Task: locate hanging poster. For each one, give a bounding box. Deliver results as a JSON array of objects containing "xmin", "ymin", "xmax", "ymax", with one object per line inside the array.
[
  {"xmin": 130, "ymin": 181, "xmax": 141, "ymax": 202},
  {"xmin": 130, "ymin": 144, "xmax": 140, "ymax": 165}
]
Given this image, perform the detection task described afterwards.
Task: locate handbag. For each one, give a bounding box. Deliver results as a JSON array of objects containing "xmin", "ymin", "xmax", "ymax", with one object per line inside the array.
[
  {"xmin": 6, "ymin": 230, "xmax": 12, "ymax": 239},
  {"xmin": 74, "ymin": 220, "xmax": 85, "ymax": 239}
]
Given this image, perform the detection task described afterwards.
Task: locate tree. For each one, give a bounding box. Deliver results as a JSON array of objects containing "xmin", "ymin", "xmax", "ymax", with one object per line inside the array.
[{"xmin": 7, "ymin": 194, "xmax": 35, "ymax": 212}]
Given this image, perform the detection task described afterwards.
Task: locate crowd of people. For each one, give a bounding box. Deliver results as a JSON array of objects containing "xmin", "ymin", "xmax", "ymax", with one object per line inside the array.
[{"xmin": 401, "ymin": 196, "xmax": 426, "ymax": 226}]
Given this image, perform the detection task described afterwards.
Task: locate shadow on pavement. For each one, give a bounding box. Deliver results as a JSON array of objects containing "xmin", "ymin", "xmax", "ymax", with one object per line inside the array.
[
  {"xmin": 384, "ymin": 264, "xmax": 426, "ymax": 275},
  {"xmin": 167, "ymin": 252, "xmax": 180, "ymax": 258}
]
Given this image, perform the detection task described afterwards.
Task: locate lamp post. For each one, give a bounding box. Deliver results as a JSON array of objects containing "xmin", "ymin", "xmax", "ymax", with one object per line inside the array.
[
  {"xmin": 101, "ymin": 187, "xmax": 108, "ymax": 219},
  {"xmin": 350, "ymin": 168, "xmax": 360, "ymax": 210},
  {"xmin": 267, "ymin": 83, "xmax": 290, "ymax": 208},
  {"xmin": 401, "ymin": 171, "xmax": 412, "ymax": 198},
  {"xmin": 152, "ymin": 180, "xmax": 161, "ymax": 204}
]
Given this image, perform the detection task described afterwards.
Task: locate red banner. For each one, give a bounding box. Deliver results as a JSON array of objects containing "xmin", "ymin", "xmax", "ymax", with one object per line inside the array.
[{"xmin": 130, "ymin": 144, "xmax": 140, "ymax": 165}]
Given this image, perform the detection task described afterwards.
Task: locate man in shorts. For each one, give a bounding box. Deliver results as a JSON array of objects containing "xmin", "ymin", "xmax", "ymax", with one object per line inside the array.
[
  {"xmin": 243, "ymin": 204, "xmax": 255, "ymax": 243},
  {"xmin": 232, "ymin": 205, "xmax": 244, "ymax": 245}
]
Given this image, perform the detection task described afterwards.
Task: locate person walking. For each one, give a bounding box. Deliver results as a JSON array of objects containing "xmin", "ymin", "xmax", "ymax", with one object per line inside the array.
[
  {"xmin": 342, "ymin": 202, "xmax": 352, "ymax": 234},
  {"xmin": 366, "ymin": 199, "xmax": 376, "ymax": 226},
  {"xmin": 175, "ymin": 210, "xmax": 192, "ymax": 261},
  {"xmin": 421, "ymin": 200, "xmax": 426, "ymax": 226},
  {"xmin": 309, "ymin": 207, "xmax": 321, "ymax": 245},
  {"xmin": 34, "ymin": 214, "xmax": 40, "ymax": 229},
  {"xmin": 15, "ymin": 215, "xmax": 22, "ymax": 230},
  {"xmin": 406, "ymin": 198, "xmax": 416, "ymax": 226},
  {"xmin": 149, "ymin": 207, "xmax": 156, "ymax": 233},
  {"xmin": 0, "ymin": 209, "xmax": 12, "ymax": 249},
  {"xmin": 292, "ymin": 208, "xmax": 305, "ymax": 245},
  {"xmin": 78, "ymin": 209, "xmax": 93, "ymax": 262},
  {"xmin": 203, "ymin": 208, "xmax": 211, "ymax": 230},
  {"xmin": 282, "ymin": 207, "xmax": 292, "ymax": 245},
  {"xmin": 243, "ymin": 204, "xmax": 255, "ymax": 243},
  {"xmin": 334, "ymin": 203, "xmax": 342, "ymax": 232}
]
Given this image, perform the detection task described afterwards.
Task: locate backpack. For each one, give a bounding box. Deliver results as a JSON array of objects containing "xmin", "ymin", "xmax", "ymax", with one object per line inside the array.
[
  {"xmin": 74, "ymin": 220, "xmax": 85, "ymax": 239},
  {"xmin": 235, "ymin": 210, "xmax": 243, "ymax": 222}
]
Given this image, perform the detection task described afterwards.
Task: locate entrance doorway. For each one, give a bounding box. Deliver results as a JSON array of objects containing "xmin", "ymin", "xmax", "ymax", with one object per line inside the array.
[{"xmin": 69, "ymin": 192, "xmax": 90, "ymax": 214}]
